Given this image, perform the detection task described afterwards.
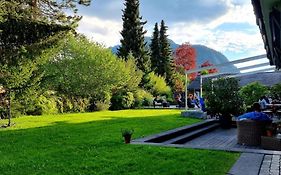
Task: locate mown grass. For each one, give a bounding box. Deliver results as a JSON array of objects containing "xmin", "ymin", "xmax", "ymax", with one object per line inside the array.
[{"xmin": 0, "ymin": 109, "xmax": 239, "ymax": 175}]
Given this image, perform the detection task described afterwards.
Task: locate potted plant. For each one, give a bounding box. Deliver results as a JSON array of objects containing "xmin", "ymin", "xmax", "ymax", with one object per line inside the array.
[
  {"xmin": 121, "ymin": 128, "xmax": 134, "ymax": 144},
  {"xmin": 204, "ymin": 78, "xmax": 245, "ymax": 129},
  {"xmin": 265, "ymin": 125, "xmax": 275, "ymax": 137}
]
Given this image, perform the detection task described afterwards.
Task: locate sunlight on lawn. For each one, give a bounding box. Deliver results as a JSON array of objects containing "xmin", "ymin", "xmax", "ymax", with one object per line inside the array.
[{"xmin": 0, "ymin": 109, "xmax": 181, "ymax": 130}]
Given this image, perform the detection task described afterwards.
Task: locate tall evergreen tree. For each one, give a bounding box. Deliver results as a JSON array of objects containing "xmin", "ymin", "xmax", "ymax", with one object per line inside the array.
[
  {"xmin": 159, "ymin": 20, "xmax": 172, "ymax": 84},
  {"xmin": 150, "ymin": 23, "xmax": 160, "ymax": 73},
  {"xmin": 117, "ymin": 0, "xmax": 150, "ymax": 73}
]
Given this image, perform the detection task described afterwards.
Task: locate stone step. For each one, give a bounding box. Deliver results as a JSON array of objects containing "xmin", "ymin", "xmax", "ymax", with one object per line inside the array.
[
  {"xmin": 144, "ymin": 119, "xmax": 218, "ymax": 143},
  {"xmin": 163, "ymin": 123, "xmax": 220, "ymax": 144}
]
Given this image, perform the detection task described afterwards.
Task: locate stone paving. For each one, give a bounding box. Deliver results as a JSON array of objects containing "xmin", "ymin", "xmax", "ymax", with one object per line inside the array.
[{"xmin": 259, "ymin": 155, "xmax": 281, "ymax": 175}]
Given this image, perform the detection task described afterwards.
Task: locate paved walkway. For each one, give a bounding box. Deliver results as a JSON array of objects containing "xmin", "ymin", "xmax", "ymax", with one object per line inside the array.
[
  {"xmin": 133, "ymin": 126, "xmax": 281, "ymax": 174},
  {"xmin": 228, "ymin": 153, "xmax": 281, "ymax": 175}
]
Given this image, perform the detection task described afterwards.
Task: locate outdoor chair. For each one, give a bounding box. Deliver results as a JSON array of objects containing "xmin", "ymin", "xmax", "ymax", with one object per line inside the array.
[{"xmin": 237, "ymin": 120, "xmax": 268, "ymax": 146}]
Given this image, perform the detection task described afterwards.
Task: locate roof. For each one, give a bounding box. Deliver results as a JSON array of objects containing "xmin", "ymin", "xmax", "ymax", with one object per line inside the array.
[
  {"xmin": 251, "ymin": 0, "xmax": 281, "ymax": 69},
  {"xmin": 188, "ymin": 72, "xmax": 281, "ymax": 90}
]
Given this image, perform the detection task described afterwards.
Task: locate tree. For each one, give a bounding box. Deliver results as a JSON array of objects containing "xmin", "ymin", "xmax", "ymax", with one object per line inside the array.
[
  {"xmin": 1, "ymin": 0, "xmax": 91, "ymax": 25},
  {"xmin": 204, "ymin": 78, "xmax": 244, "ymax": 128},
  {"xmin": 174, "ymin": 43, "xmax": 197, "ymax": 80},
  {"xmin": 44, "ymin": 36, "xmax": 143, "ymax": 110},
  {"xmin": 150, "ymin": 23, "xmax": 160, "ymax": 73},
  {"xmin": 270, "ymin": 83, "xmax": 281, "ymax": 100},
  {"xmin": 239, "ymin": 82, "xmax": 268, "ymax": 106},
  {"xmin": 0, "ymin": 0, "xmax": 91, "ymax": 126},
  {"xmin": 117, "ymin": 0, "xmax": 150, "ymax": 73},
  {"xmin": 159, "ymin": 20, "xmax": 173, "ymax": 83},
  {"xmin": 200, "ymin": 61, "xmax": 218, "ymax": 74}
]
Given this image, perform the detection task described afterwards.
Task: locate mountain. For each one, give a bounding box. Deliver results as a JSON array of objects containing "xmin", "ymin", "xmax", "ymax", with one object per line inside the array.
[{"xmin": 111, "ymin": 37, "xmax": 239, "ymax": 73}]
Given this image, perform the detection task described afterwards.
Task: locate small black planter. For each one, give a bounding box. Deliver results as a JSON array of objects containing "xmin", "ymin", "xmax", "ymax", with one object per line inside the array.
[{"xmin": 219, "ymin": 115, "xmax": 232, "ymax": 129}]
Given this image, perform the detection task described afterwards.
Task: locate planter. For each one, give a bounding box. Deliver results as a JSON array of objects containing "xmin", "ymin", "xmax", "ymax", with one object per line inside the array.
[
  {"xmin": 219, "ymin": 115, "xmax": 232, "ymax": 129},
  {"xmin": 266, "ymin": 130, "xmax": 273, "ymax": 137},
  {"xmin": 124, "ymin": 135, "xmax": 131, "ymax": 144}
]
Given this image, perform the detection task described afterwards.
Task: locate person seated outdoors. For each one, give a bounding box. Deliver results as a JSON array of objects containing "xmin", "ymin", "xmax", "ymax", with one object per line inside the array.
[
  {"xmin": 175, "ymin": 94, "xmax": 183, "ymax": 108},
  {"xmin": 153, "ymin": 96, "xmax": 161, "ymax": 108},
  {"xmin": 162, "ymin": 97, "xmax": 169, "ymax": 107},
  {"xmin": 237, "ymin": 102, "xmax": 272, "ymax": 121},
  {"xmin": 199, "ymin": 97, "xmax": 206, "ymax": 112},
  {"xmin": 192, "ymin": 95, "xmax": 200, "ymax": 108},
  {"xmin": 187, "ymin": 94, "xmax": 195, "ymax": 108},
  {"xmin": 259, "ymin": 96, "xmax": 269, "ymax": 110}
]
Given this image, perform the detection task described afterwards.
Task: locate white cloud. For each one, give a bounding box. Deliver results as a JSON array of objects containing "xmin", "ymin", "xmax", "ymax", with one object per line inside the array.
[
  {"xmin": 208, "ymin": 2, "xmax": 256, "ymax": 29},
  {"xmin": 77, "ymin": 16, "xmax": 122, "ymax": 47},
  {"xmin": 167, "ymin": 1, "xmax": 265, "ymax": 59},
  {"xmin": 77, "ymin": 0, "xmax": 266, "ymax": 60}
]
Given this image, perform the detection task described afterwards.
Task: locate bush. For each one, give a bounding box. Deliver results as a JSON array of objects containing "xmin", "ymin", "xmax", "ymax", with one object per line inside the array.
[
  {"xmin": 239, "ymin": 82, "xmax": 268, "ymax": 106},
  {"xmin": 110, "ymin": 91, "xmax": 135, "ymax": 110},
  {"xmin": 95, "ymin": 101, "xmax": 110, "ymax": 111},
  {"xmin": 134, "ymin": 88, "xmax": 153, "ymax": 107},
  {"xmin": 204, "ymin": 78, "xmax": 244, "ymax": 128},
  {"xmin": 56, "ymin": 95, "xmax": 90, "ymax": 113},
  {"xmin": 37, "ymin": 95, "xmax": 58, "ymax": 115},
  {"xmin": 143, "ymin": 72, "xmax": 172, "ymax": 97},
  {"xmin": 270, "ymin": 83, "xmax": 281, "ymax": 100}
]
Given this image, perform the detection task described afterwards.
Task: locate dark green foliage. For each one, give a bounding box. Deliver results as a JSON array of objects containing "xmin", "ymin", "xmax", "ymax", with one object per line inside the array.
[
  {"xmin": 0, "ymin": 0, "xmax": 91, "ymax": 123},
  {"xmin": 204, "ymin": 78, "xmax": 244, "ymax": 122},
  {"xmin": 110, "ymin": 91, "xmax": 135, "ymax": 110},
  {"xmin": 117, "ymin": 0, "xmax": 151, "ymax": 73},
  {"xmin": 150, "ymin": 23, "xmax": 160, "ymax": 73},
  {"xmin": 1, "ymin": 0, "xmax": 91, "ymax": 25},
  {"xmin": 159, "ymin": 20, "xmax": 173, "ymax": 84},
  {"xmin": 43, "ymin": 36, "xmax": 142, "ymax": 112},
  {"xmin": 270, "ymin": 83, "xmax": 281, "ymax": 100},
  {"xmin": 239, "ymin": 82, "xmax": 268, "ymax": 106}
]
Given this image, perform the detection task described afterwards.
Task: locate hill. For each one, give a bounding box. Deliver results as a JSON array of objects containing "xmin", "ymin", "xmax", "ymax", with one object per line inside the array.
[{"xmin": 111, "ymin": 37, "xmax": 239, "ymax": 73}]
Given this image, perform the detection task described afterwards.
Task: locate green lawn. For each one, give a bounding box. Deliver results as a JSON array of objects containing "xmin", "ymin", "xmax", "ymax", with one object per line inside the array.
[{"xmin": 0, "ymin": 109, "xmax": 239, "ymax": 175}]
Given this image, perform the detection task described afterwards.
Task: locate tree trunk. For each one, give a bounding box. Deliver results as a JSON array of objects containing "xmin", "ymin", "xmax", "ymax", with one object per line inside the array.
[{"xmin": 7, "ymin": 91, "xmax": 11, "ymax": 127}]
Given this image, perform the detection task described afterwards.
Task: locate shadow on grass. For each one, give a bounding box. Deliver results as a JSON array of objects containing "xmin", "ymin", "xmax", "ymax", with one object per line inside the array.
[{"xmin": 0, "ymin": 113, "xmax": 238, "ymax": 175}]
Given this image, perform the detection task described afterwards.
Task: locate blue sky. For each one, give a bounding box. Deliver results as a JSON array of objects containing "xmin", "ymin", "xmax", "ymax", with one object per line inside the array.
[{"xmin": 77, "ymin": 0, "xmax": 266, "ymax": 61}]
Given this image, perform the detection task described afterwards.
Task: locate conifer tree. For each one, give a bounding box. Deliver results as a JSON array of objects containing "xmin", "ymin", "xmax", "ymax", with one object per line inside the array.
[
  {"xmin": 150, "ymin": 23, "xmax": 160, "ymax": 73},
  {"xmin": 159, "ymin": 20, "xmax": 172, "ymax": 84},
  {"xmin": 117, "ymin": 0, "xmax": 150, "ymax": 73}
]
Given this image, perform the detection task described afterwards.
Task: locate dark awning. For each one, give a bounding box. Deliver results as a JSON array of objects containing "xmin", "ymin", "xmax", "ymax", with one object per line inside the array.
[{"xmin": 252, "ymin": 0, "xmax": 281, "ymax": 69}]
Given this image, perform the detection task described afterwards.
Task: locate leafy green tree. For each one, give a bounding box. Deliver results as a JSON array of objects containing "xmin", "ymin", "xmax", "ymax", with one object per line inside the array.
[
  {"xmin": 117, "ymin": 0, "xmax": 150, "ymax": 73},
  {"xmin": 44, "ymin": 36, "xmax": 143, "ymax": 110},
  {"xmin": 204, "ymin": 78, "xmax": 244, "ymax": 128},
  {"xmin": 0, "ymin": 0, "xmax": 91, "ymax": 125},
  {"xmin": 270, "ymin": 83, "xmax": 281, "ymax": 100},
  {"xmin": 239, "ymin": 82, "xmax": 268, "ymax": 106},
  {"xmin": 150, "ymin": 23, "xmax": 160, "ymax": 73},
  {"xmin": 159, "ymin": 20, "xmax": 173, "ymax": 84},
  {"xmin": 1, "ymin": 0, "xmax": 91, "ymax": 25}
]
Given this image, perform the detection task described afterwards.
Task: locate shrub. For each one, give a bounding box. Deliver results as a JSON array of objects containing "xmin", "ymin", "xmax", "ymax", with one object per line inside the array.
[
  {"xmin": 204, "ymin": 78, "xmax": 244, "ymax": 128},
  {"xmin": 110, "ymin": 91, "xmax": 135, "ymax": 110},
  {"xmin": 270, "ymin": 83, "xmax": 281, "ymax": 100},
  {"xmin": 239, "ymin": 82, "xmax": 268, "ymax": 106},
  {"xmin": 37, "ymin": 95, "xmax": 58, "ymax": 115},
  {"xmin": 143, "ymin": 72, "xmax": 172, "ymax": 97},
  {"xmin": 133, "ymin": 88, "xmax": 153, "ymax": 107},
  {"xmin": 95, "ymin": 101, "xmax": 110, "ymax": 111}
]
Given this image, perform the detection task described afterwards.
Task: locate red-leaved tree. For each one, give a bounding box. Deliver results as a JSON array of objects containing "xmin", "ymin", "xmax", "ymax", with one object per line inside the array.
[
  {"xmin": 174, "ymin": 43, "xmax": 197, "ymax": 80},
  {"xmin": 200, "ymin": 60, "xmax": 218, "ymax": 74}
]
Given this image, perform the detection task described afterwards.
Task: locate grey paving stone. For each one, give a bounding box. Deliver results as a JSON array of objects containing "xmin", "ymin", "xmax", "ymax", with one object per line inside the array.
[{"xmin": 229, "ymin": 153, "xmax": 264, "ymax": 175}]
